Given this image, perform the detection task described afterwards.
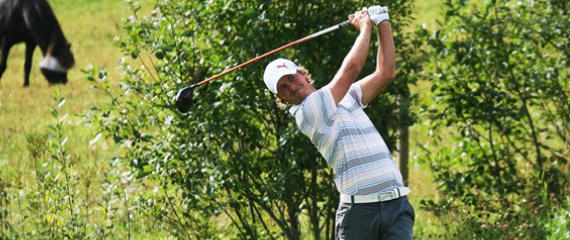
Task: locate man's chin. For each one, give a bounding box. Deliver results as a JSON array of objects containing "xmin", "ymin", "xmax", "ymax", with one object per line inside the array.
[{"xmin": 289, "ymin": 96, "xmax": 304, "ymax": 105}]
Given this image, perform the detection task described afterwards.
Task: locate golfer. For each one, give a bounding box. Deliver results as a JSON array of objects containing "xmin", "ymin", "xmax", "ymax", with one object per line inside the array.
[{"xmin": 263, "ymin": 6, "xmax": 414, "ymax": 240}]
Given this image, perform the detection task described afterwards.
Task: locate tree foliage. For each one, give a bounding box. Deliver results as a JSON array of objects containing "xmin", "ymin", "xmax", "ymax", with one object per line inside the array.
[
  {"xmin": 420, "ymin": 0, "xmax": 570, "ymax": 238},
  {"xmin": 86, "ymin": 0, "xmax": 423, "ymax": 239}
]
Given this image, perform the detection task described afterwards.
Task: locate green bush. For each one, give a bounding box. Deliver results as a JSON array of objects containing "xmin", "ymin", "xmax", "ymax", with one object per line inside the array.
[
  {"xmin": 0, "ymin": 90, "xmax": 152, "ymax": 239},
  {"xmin": 419, "ymin": 0, "xmax": 570, "ymax": 238},
  {"xmin": 0, "ymin": 171, "xmax": 10, "ymax": 238},
  {"xmin": 545, "ymin": 197, "xmax": 570, "ymax": 240},
  {"xmin": 85, "ymin": 0, "xmax": 425, "ymax": 239}
]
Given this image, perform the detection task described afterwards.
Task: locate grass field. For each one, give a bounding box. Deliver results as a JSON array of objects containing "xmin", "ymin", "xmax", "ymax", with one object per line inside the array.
[
  {"xmin": 0, "ymin": 0, "xmax": 446, "ymax": 238},
  {"xmin": 0, "ymin": 0, "xmax": 140, "ymax": 178},
  {"xmin": 0, "ymin": 0, "xmax": 156, "ymax": 238}
]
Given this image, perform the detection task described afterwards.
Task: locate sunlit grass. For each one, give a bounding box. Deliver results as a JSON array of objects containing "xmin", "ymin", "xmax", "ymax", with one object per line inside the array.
[
  {"xmin": 411, "ymin": 0, "xmax": 444, "ymax": 29},
  {"xmin": 0, "ymin": 0, "xmax": 156, "ymax": 238},
  {"xmin": 0, "ymin": 0, "xmax": 154, "ymax": 181}
]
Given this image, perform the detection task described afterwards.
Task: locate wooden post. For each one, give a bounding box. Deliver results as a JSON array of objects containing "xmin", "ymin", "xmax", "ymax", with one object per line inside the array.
[
  {"xmin": 399, "ymin": 95, "xmax": 410, "ymax": 186},
  {"xmin": 399, "ymin": 125, "xmax": 409, "ymax": 186}
]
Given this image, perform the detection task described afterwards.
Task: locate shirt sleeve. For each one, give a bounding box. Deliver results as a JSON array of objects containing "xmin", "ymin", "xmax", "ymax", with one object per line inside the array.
[
  {"xmin": 348, "ymin": 82, "xmax": 368, "ymax": 109},
  {"xmin": 290, "ymin": 86, "xmax": 337, "ymax": 131}
]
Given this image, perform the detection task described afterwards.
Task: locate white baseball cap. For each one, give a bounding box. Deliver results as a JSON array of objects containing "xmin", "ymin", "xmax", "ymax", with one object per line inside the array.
[{"xmin": 263, "ymin": 58, "xmax": 299, "ymax": 94}]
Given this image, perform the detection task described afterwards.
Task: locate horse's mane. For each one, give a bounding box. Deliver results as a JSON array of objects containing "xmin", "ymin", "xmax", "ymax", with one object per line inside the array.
[
  {"xmin": 27, "ymin": 0, "xmax": 68, "ymax": 50},
  {"xmin": 21, "ymin": 0, "xmax": 74, "ymax": 68}
]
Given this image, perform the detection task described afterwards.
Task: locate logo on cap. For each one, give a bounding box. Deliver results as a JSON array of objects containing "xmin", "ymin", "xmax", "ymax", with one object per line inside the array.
[{"xmin": 277, "ymin": 63, "xmax": 288, "ymax": 69}]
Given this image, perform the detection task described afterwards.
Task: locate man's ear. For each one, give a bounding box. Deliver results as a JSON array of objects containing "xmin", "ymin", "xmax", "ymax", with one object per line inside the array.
[{"xmin": 297, "ymin": 67, "xmax": 313, "ymax": 84}]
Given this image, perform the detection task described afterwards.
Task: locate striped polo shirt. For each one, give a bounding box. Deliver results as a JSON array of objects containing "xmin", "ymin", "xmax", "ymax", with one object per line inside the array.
[{"xmin": 289, "ymin": 82, "xmax": 404, "ymax": 196}]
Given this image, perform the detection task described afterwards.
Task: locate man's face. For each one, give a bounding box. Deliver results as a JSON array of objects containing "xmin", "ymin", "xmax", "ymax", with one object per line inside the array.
[{"xmin": 276, "ymin": 72, "xmax": 312, "ymax": 105}]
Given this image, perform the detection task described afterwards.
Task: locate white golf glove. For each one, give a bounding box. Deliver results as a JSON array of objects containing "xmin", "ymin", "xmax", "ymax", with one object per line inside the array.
[{"xmin": 368, "ymin": 5, "xmax": 389, "ymax": 25}]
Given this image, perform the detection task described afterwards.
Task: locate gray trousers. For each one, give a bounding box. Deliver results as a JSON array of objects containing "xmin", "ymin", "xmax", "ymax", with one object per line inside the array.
[{"xmin": 335, "ymin": 196, "xmax": 415, "ymax": 240}]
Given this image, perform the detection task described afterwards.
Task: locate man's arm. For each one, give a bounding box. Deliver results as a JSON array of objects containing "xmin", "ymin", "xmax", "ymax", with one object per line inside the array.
[
  {"xmin": 359, "ymin": 21, "xmax": 396, "ymax": 105},
  {"xmin": 327, "ymin": 10, "xmax": 372, "ymax": 104}
]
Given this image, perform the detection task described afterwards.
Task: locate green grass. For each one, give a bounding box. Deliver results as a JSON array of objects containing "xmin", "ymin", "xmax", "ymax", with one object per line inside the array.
[
  {"xmin": 412, "ymin": 0, "xmax": 444, "ymax": 29},
  {"xmin": 0, "ymin": 0, "xmax": 157, "ymax": 238},
  {"xmin": 1, "ymin": 0, "xmax": 125, "ymax": 173},
  {"xmin": 0, "ymin": 0, "xmax": 447, "ymax": 238},
  {"xmin": 0, "ymin": 0, "xmax": 155, "ymax": 180}
]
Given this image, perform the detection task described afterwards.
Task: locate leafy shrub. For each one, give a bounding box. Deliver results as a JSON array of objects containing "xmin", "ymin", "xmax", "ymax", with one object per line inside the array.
[
  {"xmin": 419, "ymin": 0, "xmax": 570, "ymax": 238},
  {"xmin": 85, "ymin": 0, "xmax": 425, "ymax": 239},
  {"xmin": 0, "ymin": 90, "xmax": 152, "ymax": 239},
  {"xmin": 0, "ymin": 171, "xmax": 10, "ymax": 238},
  {"xmin": 545, "ymin": 197, "xmax": 570, "ymax": 240}
]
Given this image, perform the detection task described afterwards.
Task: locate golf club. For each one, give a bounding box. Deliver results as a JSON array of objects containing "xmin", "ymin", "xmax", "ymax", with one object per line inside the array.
[{"xmin": 175, "ymin": 20, "xmax": 351, "ymax": 113}]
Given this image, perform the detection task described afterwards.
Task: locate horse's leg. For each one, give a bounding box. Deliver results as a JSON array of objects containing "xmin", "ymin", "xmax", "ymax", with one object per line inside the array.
[
  {"xmin": 24, "ymin": 41, "xmax": 36, "ymax": 87},
  {"xmin": 0, "ymin": 38, "xmax": 11, "ymax": 82}
]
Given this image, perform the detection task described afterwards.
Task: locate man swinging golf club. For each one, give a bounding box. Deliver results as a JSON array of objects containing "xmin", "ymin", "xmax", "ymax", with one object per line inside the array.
[{"xmin": 263, "ymin": 6, "xmax": 414, "ymax": 240}]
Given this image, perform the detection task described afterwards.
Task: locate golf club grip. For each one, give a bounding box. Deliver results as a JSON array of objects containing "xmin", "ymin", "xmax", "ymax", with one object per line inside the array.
[{"xmin": 193, "ymin": 20, "xmax": 351, "ymax": 87}]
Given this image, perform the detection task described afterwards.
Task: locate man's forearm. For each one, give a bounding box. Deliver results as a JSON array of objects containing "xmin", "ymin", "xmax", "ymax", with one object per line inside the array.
[
  {"xmin": 376, "ymin": 21, "xmax": 395, "ymax": 75},
  {"xmin": 344, "ymin": 25, "xmax": 373, "ymax": 74},
  {"xmin": 357, "ymin": 21, "xmax": 396, "ymax": 105},
  {"xmin": 329, "ymin": 25, "xmax": 372, "ymax": 103}
]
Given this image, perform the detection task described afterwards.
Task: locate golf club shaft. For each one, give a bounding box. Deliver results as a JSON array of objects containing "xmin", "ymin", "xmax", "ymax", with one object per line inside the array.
[{"xmin": 191, "ymin": 20, "xmax": 351, "ymax": 88}]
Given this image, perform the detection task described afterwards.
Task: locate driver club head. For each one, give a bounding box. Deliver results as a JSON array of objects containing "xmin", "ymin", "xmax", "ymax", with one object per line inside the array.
[{"xmin": 175, "ymin": 85, "xmax": 195, "ymax": 113}]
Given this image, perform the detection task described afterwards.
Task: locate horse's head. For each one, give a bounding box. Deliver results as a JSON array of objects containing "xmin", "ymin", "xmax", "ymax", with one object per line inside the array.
[
  {"xmin": 52, "ymin": 41, "xmax": 75, "ymax": 69},
  {"xmin": 40, "ymin": 41, "xmax": 74, "ymax": 84}
]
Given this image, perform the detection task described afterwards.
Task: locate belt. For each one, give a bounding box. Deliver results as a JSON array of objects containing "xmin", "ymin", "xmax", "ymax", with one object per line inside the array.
[{"xmin": 340, "ymin": 187, "xmax": 410, "ymax": 204}]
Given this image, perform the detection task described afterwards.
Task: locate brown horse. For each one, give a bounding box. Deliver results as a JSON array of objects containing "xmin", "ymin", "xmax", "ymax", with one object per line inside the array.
[{"xmin": 0, "ymin": 0, "xmax": 74, "ymax": 86}]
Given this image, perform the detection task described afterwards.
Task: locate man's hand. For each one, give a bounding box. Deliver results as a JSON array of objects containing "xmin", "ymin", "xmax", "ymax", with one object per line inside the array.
[
  {"xmin": 349, "ymin": 8, "xmax": 372, "ymax": 31},
  {"xmin": 368, "ymin": 6, "xmax": 390, "ymax": 26}
]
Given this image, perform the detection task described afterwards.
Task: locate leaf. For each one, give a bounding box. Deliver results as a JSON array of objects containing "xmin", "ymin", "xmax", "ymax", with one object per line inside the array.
[
  {"xmin": 58, "ymin": 98, "xmax": 66, "ymax": 109},
  {"xmin": 89, "ymin": 133, "xmax": 103, "ymax": 146},
  {"xmin": 60, "ymin": 136, "xmax": 68, "ymax": 147}
]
